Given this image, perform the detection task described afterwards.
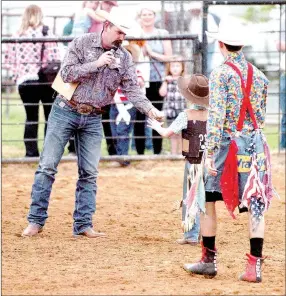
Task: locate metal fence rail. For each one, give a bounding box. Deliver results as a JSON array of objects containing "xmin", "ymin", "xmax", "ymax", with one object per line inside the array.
[
  {"xmin": 203, "ymin": 0, "xmax": 285, "ymax": 4},
  {"xmin": 1, "ymin": 1, "xmax": 285, "ymax": 163},
  {"xmin": 201, "ymin": 0, "xmax": 285, "ymax": 155},
  {"xmin": 1, "ymin": 34, "xmax": 199, "ymax": 43},
  {"xmin": 1, "ymin": 34, "xmax": 199, "ymax": 163},
  {"xmin": 2, "ymin": 154, "xmax": 186, "ymax": 164}
]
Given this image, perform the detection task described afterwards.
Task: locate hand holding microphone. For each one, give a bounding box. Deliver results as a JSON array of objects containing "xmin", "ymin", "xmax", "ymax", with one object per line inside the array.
[{"xmin": 95, "ymin": 48, "xmax": 117, "ymax": 68}]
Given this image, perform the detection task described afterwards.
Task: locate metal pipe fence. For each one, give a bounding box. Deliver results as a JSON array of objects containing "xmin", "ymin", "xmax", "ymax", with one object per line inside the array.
[
  {"xmin": 1, "ymin": 33, "xmax": 199, "ymax": 163},
  {"xmin": 1, "ymin": 1, "xmax": 285, "ymax": 163},
  {"xmin": 1, "ymin": 12, "xmax": 73, "ymax": 37},
  {"xmin": 202, "ymin": 0, "xmax": 285, "ymax": 155}
]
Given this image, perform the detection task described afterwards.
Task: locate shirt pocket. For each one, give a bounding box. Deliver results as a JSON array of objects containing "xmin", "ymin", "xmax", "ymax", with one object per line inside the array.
[
  {"xmin": 85, "ymin": 50, "xmax": 99, "ymax": 63},
  {"xmin": 105, "ymin": 69, "xmax": 121, "ymax": 92}
]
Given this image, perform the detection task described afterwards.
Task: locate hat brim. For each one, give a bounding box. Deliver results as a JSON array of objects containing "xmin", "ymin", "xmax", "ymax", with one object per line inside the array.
[
  {"xmin": 177, "ymin": 76, "xmax": 209, "ymax": 107},
  {"xmin": 95, "ymin": 9, "xmax": 130, "ymax": 34},
  {"xmin": 205, "ymin": 31, "xmax": 247, "ymax": 46}
]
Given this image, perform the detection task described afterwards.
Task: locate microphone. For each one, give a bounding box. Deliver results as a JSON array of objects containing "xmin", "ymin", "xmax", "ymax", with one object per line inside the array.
[
  {"xmin": 109, "ymin": 46, "xmax": 118, "ymax": 55},
  {"xmin": 108, "ymin": 46, "xmax": 119, "ymax": 69},
  {"xmin": 100, "ymin": 46, "xmax": 120, "ymax": 72}
]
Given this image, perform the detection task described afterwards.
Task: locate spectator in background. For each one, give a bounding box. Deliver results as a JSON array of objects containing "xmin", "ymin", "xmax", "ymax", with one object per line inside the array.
[
  {"xmin": 4, "ymin": 4, "xmax": 61, "ymax": 157},
  {"xmin": 109, "ymin": 41, "xmax": 144, "ymax": 167},
  {"xmin": 127, "ymin": 25, "xmax": 153, "ymax": 153},
  {"xmin": 62, "ymin": 13, "xmax": 75, "ymax": 46},
  {"xmin": 159, "ymin": 56, "xmax": 187, "ymax": 155},
  {"xmin": 188, "ymin": 1, "xmax": 222, "ymax": 76},
  {"xmin": 88, "ymin": 1, "xmax": 118, "ymax": 33},
  {"xmin": 276, "ymin": 6, "xmax": 286, "ymax": 149},
  {"xmin": 135, "ymin": 6, "xmax": 173, "ymax": 155},
  {"xmin": 72, "ymin": 1, "xmax": 101, "ymax": 37}
]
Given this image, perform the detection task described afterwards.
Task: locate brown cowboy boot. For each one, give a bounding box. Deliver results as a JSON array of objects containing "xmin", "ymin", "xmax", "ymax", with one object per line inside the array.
[
  {"xmin": 22, "ymin": 223, "xmax": 43, "ymax": 237},
  {"xmin": 183, "ymin": 242, "xmax": 217, "ymax": 278},
  {"xmin": 239, "ymin": 253, "xmax": 265, "ymax": 283}
]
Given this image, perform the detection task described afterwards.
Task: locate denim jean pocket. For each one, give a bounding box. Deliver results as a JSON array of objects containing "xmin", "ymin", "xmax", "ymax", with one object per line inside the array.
[
  {"xmin": 51, "ymin": 99, "xmax": 77, "ymax": 123},
  {"xmin": 54, "ymin": 97, "xmax": 74, "ymax": 111},
  {"xmin": 213, "ymin": 139, "xmax": 230, "ymax": 172}
]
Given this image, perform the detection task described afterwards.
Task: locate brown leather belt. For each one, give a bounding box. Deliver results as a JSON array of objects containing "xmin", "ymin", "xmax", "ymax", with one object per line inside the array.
[{"xmin": 65, "ymin": 98, "xmax": 105, "ymax": 115}]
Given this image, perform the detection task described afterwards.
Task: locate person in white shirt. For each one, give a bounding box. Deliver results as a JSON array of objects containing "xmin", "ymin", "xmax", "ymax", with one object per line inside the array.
[
  {"xmin": 109, "ymin": 41, "xmax": 145, "ymax": 167},
  {"xmin": 188, "ymin": 2, "xmax": 223, "ymax": 75}
]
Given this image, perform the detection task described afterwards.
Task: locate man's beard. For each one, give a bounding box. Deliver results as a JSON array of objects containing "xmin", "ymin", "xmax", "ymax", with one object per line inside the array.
[{"xmin": 112, "ymin": 40, "xmax": 122, "ymax": 48}]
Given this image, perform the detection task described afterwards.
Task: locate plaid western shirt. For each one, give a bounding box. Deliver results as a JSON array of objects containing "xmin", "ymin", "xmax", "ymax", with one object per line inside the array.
[
  {"xmin": 60, "ymin": 33, "xmax": 154, "ymax": 115},
  {"xmin": 163, "ymin": 80, "xmax": 187, "ymax": 119}
]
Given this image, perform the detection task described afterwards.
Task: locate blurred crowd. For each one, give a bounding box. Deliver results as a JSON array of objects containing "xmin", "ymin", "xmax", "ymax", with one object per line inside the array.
[
  {"xmin": 3, "ymin": 1, "xmax": 234, "ymax": 160},
  {"xmin": 4, "ymin": 2, "xmax": 285, "ymax": 160}
]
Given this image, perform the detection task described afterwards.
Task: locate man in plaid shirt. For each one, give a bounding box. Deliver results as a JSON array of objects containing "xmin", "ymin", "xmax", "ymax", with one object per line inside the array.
[{"xmin": 22, "ymin": 8, "xmax": 163, "ymax": 239}]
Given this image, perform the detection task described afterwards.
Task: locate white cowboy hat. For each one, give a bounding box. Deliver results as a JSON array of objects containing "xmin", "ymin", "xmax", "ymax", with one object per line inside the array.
[
  {"xmin": 95, "ymin": 7, "xmax": 131, "ymax": 34},
  {"xmin": 205, "ymin": 16, "xmax": 249, "ymax": 46}
]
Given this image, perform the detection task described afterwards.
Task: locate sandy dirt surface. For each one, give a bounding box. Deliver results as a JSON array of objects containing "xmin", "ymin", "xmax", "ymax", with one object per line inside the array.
[{"xmin": 2, "ymin": 154, "xmax": 285, "ymax": 295}]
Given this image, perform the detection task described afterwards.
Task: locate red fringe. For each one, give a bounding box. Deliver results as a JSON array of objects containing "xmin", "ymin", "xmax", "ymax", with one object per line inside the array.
[{"xmin": 220, "ymin": 140, "xmax": 239, "ymax": 219}]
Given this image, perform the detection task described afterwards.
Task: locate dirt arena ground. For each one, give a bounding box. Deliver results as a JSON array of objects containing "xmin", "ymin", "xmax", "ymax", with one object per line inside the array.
[{"xmin": 2, "ymin": 154, "xmax": 285, "ymax": 295}]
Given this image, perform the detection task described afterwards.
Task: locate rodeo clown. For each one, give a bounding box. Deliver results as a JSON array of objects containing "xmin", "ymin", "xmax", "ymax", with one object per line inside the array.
[{"xmin": 183, "ymin": 17, "xmax": 278, "ymax": 282}]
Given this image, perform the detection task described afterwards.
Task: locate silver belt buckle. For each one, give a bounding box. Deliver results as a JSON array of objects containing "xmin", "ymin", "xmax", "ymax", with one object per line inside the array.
[{"xmin": 77, "ymin": 104, "xmax": 93, "ymax": 115}]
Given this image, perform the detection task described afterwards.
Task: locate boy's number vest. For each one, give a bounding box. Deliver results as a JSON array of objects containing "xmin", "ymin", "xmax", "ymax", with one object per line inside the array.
[{"xmin": 182, "ymin": 110, "xmax": 207, "ymax": 164}]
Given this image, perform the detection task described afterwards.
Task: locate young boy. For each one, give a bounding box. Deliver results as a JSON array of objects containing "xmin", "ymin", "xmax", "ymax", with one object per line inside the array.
[{"xmin": 148, "ymin": 74, "xmax": 209, "ymax": 245}]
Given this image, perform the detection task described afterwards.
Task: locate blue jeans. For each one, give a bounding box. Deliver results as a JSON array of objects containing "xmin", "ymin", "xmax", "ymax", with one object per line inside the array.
[
  {"xmin": 182, "ymin": 161, "xmax": 200, "ymax": 241},
  {"xmin": 145, "ymin": 124, "xmax": 153, "ymax": 150},
  {"xmin": 109, "ymin": 104, "xmax": 136, "ymax": 155},
  {"xmin": 205, "ymin": 133, "xmax": 266, "ymax": 200},
  {"xmin": 280, "ymin": 73, "xmax": 286, "ymax": 148},
  {"xmin": 27, "ymin": 97, "xmax": 103, "ymax": 234}
]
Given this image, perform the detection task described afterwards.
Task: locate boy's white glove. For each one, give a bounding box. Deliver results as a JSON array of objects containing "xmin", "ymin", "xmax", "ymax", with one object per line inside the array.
[
  {"xmin": 116, "ymin": 103, "xmax": 132, "ymax": 125},
  {"xmin": 147, "ymin": 118, "xmax": 164, "ymax": 130}
]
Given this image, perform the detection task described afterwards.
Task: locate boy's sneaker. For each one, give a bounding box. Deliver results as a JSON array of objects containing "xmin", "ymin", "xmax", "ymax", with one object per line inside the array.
[{"xmin": 176, "ymin": 238, "xmax": 199, "ymax": 245}]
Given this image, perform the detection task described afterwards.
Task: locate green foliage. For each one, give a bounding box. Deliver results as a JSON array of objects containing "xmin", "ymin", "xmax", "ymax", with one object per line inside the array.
[
  {"xmin": 264, "ymin": 124, "xmax": 280, "ymax": 151},
  {"xmin": 1, "ymin": 96, "xmax": 163, "ymax": 158},
  {"xmin": 242, "ymin": 5, "xmax": 274, "ymax": 23},
  {"xmin": 1, "ymin": 96, "xmax": 280, "ymax": 159},
  {"xmin": 2, "ymin": 97, "xmax": 45, "ymax": 157}
]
